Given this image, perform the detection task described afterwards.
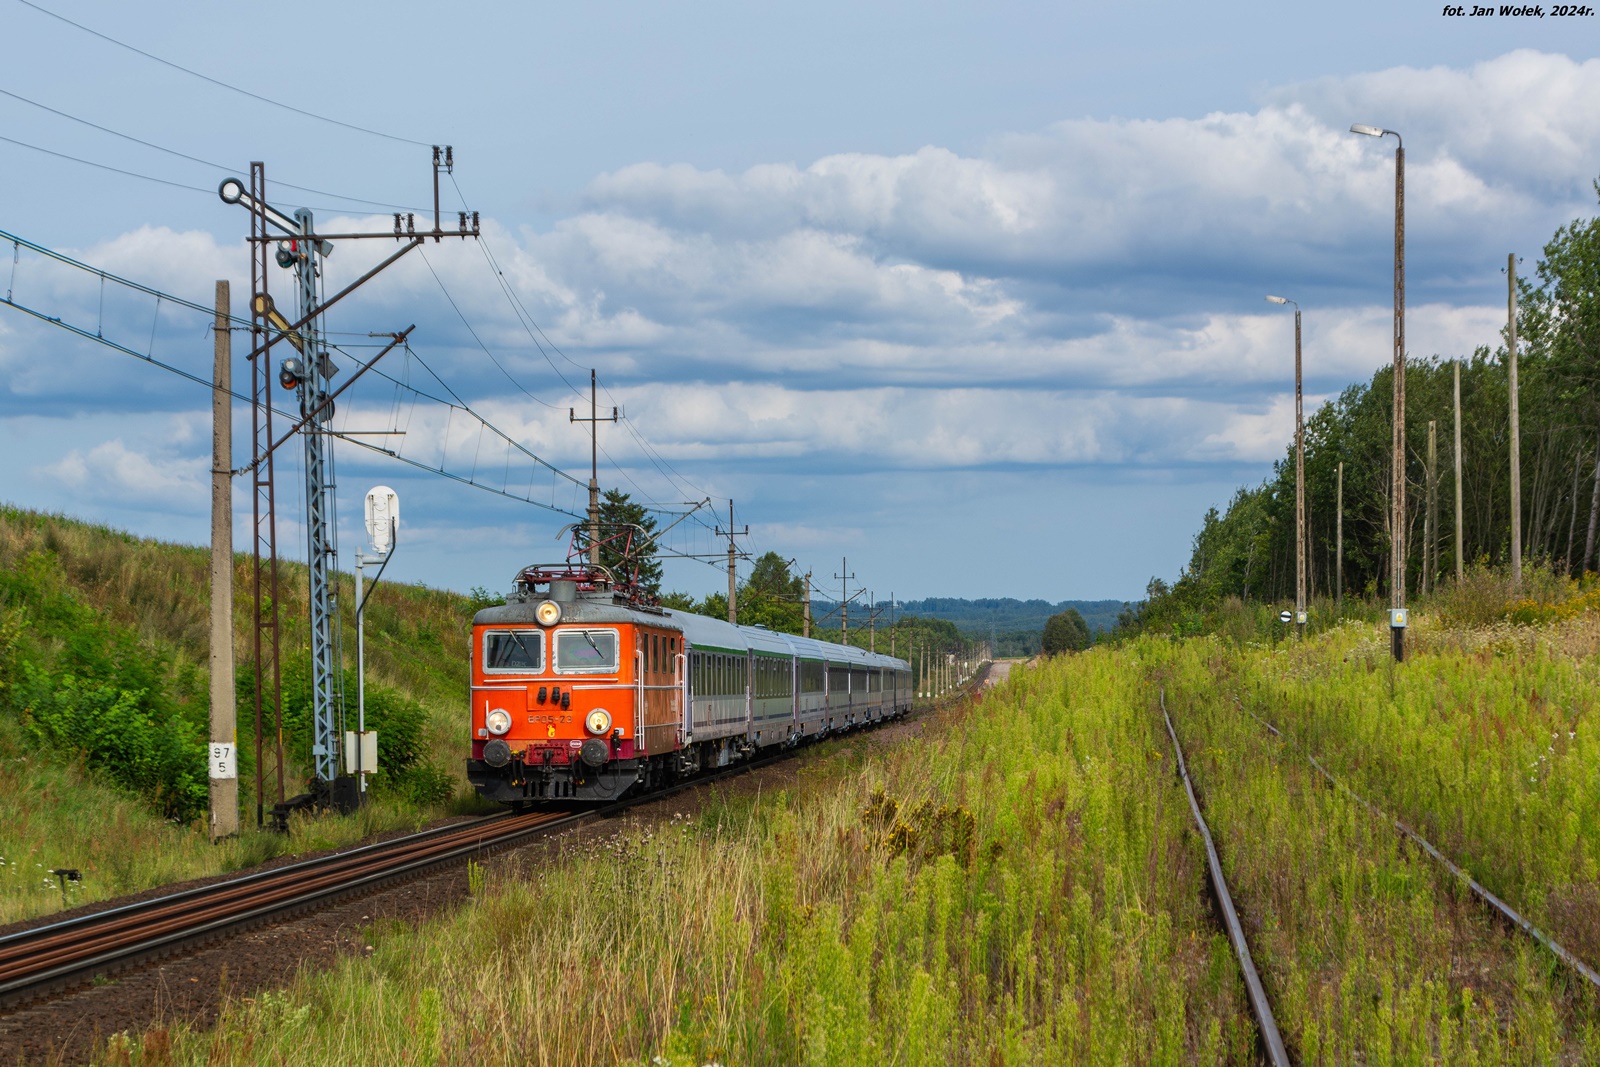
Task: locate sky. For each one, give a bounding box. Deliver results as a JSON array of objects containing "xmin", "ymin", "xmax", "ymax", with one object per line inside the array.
[{"xmin": 0, "ymin": 1, "xmax": 1596, "ymax": 603}]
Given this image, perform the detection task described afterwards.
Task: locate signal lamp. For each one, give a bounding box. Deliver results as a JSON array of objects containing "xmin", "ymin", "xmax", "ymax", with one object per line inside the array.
[
  {"xmin": 275, "ymin": 241, "xmax": 299, "ymax": 268},
  {"xmin": 279, "ymin": 357, "xmax": 305, "ymax": 391}
]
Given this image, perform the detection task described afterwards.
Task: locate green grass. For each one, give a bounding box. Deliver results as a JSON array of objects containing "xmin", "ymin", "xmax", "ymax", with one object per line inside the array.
[
  {"xmin": 0, "ymin": 712, "xmax": 458, "ymax": 925},
  {"xmin": 0, "ymin": 504, "xmax": 483, "ymax": 925},
  {"xmin": 109, "ymin": 644, "xmax": 1260, "ymax": 1065},
  {"xmin": 1154, "ymin": 636, "xmax": 1600, "ymax": 1063},
  {"xmin": 1214, "ymin": 608, "xmax": 1600, "ymax": 966}
]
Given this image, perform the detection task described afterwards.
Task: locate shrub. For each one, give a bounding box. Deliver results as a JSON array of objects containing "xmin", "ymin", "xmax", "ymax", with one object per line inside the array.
[
  {"xmin": 20, "ymin": 670, "xmax": 207, "ymax": 821},
  {"xmin": 241, "ymin": 660, "xmax": 432, "ymax": 782},
  {"xmin": 380, "ymin": 761, "xmax": 457, "ymax": 807}
]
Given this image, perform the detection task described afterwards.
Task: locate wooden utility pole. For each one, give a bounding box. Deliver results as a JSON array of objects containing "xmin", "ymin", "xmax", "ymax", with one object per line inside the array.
[
  {"xmin": 1425, "ymin": 420, "xmax": 1438, "ymax": 596},
  {"xmin": 209, "ymin": 281, "xmax": 238, "ymax": 841},
  {"xmin": 1454, "ymin": 360, "xmax": 1464, "ymax": 583},
  {"xmin": 1508, "ymin": 254, "xmax": 1523, "ymax": 591},
  {"xmin": 1336, "ymin": 461, "xmax": 1343, "ymax": 611}
]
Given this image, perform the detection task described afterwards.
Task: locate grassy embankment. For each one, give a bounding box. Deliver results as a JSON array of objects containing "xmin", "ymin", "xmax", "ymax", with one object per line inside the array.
[
  {"xmin": 0, "ymin": 506, "xmax": 485, "ymax": 925},
  {"xmin": 113, "ymin": 650, "xmax": 1262, "ymax": 1065},
  {"xmin": 1157, "ymin": 635, "xmax": 1600, "ymax": 1063},
  {"xmin": 110, "ymin": 572, "xmax": 1600, "ymax": 1065}
]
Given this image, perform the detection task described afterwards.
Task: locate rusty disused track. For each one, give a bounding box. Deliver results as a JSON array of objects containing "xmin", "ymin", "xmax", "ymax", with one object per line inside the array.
[
  {"xmin": 0, "ymin": 678, "xmax": 990, "ymax": 1013},
  {"xmin": 1233, "ymin": 695, "xmax": 1600, "ymax": 996},
  {"xmin": 1159, "ymin": 689, "xmax": 1291, "ymax": 1067},
  {"xmin": 0, "ymin": 809, "xmax": 582, "ymax": 1010}
]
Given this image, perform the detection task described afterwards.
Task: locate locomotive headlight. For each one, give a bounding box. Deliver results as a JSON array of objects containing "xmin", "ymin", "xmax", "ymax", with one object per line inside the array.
[
  {"xmin": 584, "ymin": 708, "xmax": 612, "ymax": 736},
  {"xmin": 485, "ymin": 708, "xmax": 513, "ymax": 736},
  {"xmin": 535, "ymin": 599, "xmax": 562, "ymax": 627}
]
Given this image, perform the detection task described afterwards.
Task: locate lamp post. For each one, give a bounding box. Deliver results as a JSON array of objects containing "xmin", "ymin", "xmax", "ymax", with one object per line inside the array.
[
  {"xmin": 1266, "ymin": 295, "xmax": 1306, "ymax": 639},
  {"xmin": 1352, "ymin": 122, "xmax": 1407, "ymax": 662}
]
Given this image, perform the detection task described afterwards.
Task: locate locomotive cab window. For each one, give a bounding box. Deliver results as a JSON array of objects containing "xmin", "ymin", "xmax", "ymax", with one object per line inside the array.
[
  {"xmin": 555, "ymin": 629, "xmax": 619, "ymax": 673},
  {"xmin": 483, "ymin": 630, "xmax": 543, "ymax": 673}
]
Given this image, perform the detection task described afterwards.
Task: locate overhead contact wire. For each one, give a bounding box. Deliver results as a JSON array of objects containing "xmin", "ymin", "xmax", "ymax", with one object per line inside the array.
[
  {"xmin": 0, "ymin": 87, "xmax": 428, "ymax": 212},
  {"xmin": 16, "ymin": 0, "xmax": 431, "ymax": 146}
]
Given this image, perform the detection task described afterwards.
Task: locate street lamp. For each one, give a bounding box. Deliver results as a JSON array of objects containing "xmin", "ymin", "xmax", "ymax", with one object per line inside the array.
[
  {"xmin": 1351, "ymin": 122, "xmax": 1407, "ymax": 662},
  {"xmin": 1266, "ymin": 295, "xmax": 1306, "ymax": 639}
]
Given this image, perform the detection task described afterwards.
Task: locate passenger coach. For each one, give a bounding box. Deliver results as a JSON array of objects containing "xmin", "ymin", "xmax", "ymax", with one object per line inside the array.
[{"xmin": 467, "ymin": 564, "xmax": 912, "ymax": 806}]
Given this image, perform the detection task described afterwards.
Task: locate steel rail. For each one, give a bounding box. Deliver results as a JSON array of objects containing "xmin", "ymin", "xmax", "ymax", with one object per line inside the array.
[
  {"xmin": 0, "ymin": 810, "xmax": 579, "ymax": 1009},
  {"xmin": 1233, "ymin": 698, "xmax": 1600, "ymax": 994},
  {"xmin": 0, "ymin": 810, "xmax": 510, "ymax": 953},
  {"xmin": 0, "ymin": 690, "xmax": 949, "ymax": 1012},
  {"xmin": 0, "ymin": 814, "xmax": 561, "ymax": 973},
  {"xmin": 1159, "ymin": 689, "xmax": 1291, "ymax": 1067}
]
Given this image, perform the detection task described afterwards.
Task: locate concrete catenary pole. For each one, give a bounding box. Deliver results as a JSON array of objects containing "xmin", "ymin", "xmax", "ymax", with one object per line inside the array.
[
  {"xmin": 868, "ymin": 590, "xmax": 875, "ymax": 654},
  {"xmin": 209, "ymin": 281, "xmax": 238, "ymax": 841},
  {"xmin": 1508, "ymin": 254, "xmax": 1523, "ymax": 591},
  {"xmin": 589, "ymin": 370, "xmax": 601, "ymax": 567},
  {"xmin": 836, "ymin": 558, "xmax": 854, "ymax": 641},
  {"xmin": 802, "ymin": 571, "xmax": 812, "ymax": 639},
  {"xmin": 727, "ymin": 500, "xmax": 737, "ymax": 625},
  {"xmin": 569, "ymin": 369, "xmax": 616, "ymax": 569},
  {"xmin": 1455, "ymin": 360, "xmax": 1464, "ymax": 583}
]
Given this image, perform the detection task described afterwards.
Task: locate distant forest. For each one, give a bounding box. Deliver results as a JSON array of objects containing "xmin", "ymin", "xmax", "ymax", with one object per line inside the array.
[{"xmin": 812, "ymin": 597, "xmax": 1126, "ymax": 657}]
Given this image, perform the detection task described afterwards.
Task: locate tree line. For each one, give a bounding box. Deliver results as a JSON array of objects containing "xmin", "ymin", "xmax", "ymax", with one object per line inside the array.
[{"xmin": 1122, "ymin": 182, "xmax": 1600, "ymax": 633}]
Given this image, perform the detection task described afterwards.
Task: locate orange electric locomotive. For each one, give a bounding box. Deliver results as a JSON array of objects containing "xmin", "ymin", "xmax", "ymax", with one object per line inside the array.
[{"xmin": 467, "ymin": 563, "xmax": 912, "ymax": 807}]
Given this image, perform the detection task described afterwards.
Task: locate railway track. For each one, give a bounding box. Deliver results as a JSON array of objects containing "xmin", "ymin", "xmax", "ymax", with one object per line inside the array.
[
  {"xmin": 0, "ymin": 678, "xmax": 990, "ymax": 1014},
  {"xmin": 1159, "ymin": 689, "xmax": 1291, "ymax": 1067},
  {"xmin": 0, "ymin": 808, "xmax": 579, "ymax": 1010},
  {"xmin": 1232, "ymin": 694, "xmax": 1600, "ymax": 995},
  {"xmin": 1162, "ymin": 681, "xmax": 1600, "ymax": 1067}
]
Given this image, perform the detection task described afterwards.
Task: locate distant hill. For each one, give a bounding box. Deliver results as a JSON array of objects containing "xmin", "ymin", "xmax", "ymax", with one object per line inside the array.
[
  {"xmin": 897, "ymin": 597, "xmax": 1126, "ymax": 635},
  {"xmin": 814, "ymin": 596, "xmax": 1125, "ymax": 637}
]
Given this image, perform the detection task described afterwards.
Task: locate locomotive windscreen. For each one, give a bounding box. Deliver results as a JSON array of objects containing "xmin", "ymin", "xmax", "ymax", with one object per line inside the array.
[
  {"xmin": 484, "ymin": 630, "xmax": 543, "ymax": 672},
  {"xmin": 555, "ymin": 629, "xmax": 619, "ymax": 672}
]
